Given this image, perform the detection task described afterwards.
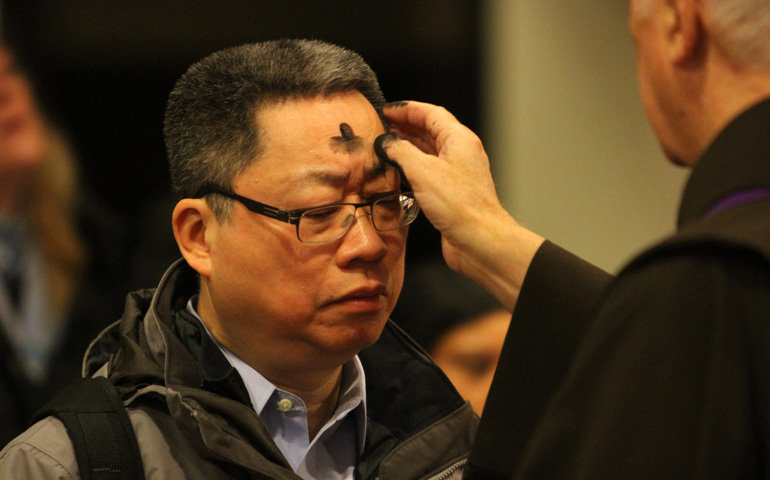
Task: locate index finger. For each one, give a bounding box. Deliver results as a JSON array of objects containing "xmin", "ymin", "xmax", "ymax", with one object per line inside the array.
[{"xmin": 383, "ymin": 101, "xmax": 470, "ymax": 152}]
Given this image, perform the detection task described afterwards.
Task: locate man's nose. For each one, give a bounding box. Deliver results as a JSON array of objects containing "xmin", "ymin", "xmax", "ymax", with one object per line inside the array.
[{"xmin": 336, "ymin": 209, "xmax": 387, "ymax": 264}]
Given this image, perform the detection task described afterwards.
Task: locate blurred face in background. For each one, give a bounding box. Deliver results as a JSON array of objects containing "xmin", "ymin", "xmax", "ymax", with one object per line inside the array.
[
  {"xmin": 430, "ymin": 309, "xmax": 511, "ymax": 416},
  {"xmin": 0, "ymin": 45, "xmax": 45, "ymax": 180}
]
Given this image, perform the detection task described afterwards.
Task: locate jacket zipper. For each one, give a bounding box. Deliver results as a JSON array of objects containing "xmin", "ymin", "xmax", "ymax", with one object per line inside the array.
[
  {"xmin": 429, "ymin": 458, "xmax": 468, "ymax": 480},
  {"xmin": 373, "ymin": 458, "xmax": 468, "ymax": 480}
]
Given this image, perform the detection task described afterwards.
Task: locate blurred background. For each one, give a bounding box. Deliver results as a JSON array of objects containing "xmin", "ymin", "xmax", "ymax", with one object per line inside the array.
[{"xmin": 3, "ymin": 0, "xmax": 688, "ymax": 276}]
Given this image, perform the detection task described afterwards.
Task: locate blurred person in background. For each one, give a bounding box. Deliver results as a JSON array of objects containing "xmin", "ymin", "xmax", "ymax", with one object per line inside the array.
[
  {"xmin": 0, "ymin": 43, "xmax": 126, "ymax": 446},
  {"xmin": 391, "ymin": 260, "xmax": 509, "ymax": 416}
]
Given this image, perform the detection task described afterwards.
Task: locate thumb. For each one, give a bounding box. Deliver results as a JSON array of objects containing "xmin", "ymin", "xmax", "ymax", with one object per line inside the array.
[{"xmin": 374, "ymin": 133, "xmax": 437, "ymax": 191}]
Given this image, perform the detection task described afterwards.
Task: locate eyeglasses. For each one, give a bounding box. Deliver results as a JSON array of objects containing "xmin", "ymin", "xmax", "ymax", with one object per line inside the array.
[{"xmin": 193, "ymin": 184, "xmax": 420, "ymax": 243}]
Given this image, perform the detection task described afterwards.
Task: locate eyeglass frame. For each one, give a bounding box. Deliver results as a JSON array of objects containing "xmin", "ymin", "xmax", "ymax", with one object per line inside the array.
[{"xmin": 192, "ymin": 184, "xmax": 419, "ymax": 243}]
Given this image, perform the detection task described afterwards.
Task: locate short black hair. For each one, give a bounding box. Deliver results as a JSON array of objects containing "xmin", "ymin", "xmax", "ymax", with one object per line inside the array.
[{"xmin": 164, "ymin": 39, "xmax": 386, "ymax": 217}]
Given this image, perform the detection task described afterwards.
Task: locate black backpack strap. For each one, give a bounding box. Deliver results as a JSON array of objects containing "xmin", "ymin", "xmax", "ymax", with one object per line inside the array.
[{"xmin": 32, "ymin": 376, "xmax": 145, "ymax": 480}]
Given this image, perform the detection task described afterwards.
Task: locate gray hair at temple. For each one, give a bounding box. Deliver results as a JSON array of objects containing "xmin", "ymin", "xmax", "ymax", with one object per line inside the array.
[
  {"xmin": 164, "ymin": 39, "xmax": 386, "ymax": 220},
  {"xmin": 632, "ymin": 0, "xmax": 770, "ymax": 70},
  {"xmin": 702, "ymin": 0, "xmax": 770, "ymax": 70}
]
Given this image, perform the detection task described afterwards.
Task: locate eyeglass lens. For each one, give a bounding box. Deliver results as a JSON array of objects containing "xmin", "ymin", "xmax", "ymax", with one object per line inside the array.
[{"xmin": 297, "ymin": 194, "xmax": 417, "ymax": 242}]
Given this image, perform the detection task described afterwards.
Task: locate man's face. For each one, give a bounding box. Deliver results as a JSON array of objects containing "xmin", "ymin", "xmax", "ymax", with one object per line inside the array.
[{"xmin": 204, "ymin": 92, "xmax": 406, "ymax": 374}]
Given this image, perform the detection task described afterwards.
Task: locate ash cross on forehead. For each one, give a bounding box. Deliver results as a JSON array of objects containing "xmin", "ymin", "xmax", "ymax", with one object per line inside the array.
[{"xmin": 330, "ymin": 123, "xmax": 364, "ymax": 153}]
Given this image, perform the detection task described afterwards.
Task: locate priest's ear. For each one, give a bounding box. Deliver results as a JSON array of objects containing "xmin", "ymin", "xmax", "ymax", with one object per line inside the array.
[{"xmin": 667, "ymin": 0, "xmax": 704, "ymax": 66}]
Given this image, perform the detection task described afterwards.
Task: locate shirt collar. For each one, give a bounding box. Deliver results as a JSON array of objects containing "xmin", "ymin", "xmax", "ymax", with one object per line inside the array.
[
  {"xmin": 678, "ymin": 96, "xmax": 770, "ymax": 227},
  {"xmin": 185, "ymin": 296, "xmax": 368, "ymax": 452}
]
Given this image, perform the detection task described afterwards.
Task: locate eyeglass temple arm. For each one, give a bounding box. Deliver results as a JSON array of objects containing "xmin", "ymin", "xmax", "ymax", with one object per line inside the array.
[{"xmin": 192, "ymin": 185, "xmax": 295, "ymax": 224}]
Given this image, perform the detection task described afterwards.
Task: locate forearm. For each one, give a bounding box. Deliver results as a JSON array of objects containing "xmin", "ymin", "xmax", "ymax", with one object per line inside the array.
[
  {"xmin": 468, "ymin": 241, "xmax": 613, "ymax": 478},
  {"xmin": 448, "ymin": 209, "xmax": 546, "ymax": 313}
]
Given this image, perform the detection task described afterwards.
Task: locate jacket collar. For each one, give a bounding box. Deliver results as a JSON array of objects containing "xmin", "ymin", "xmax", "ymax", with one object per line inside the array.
[
  {"xmin": 173, "ymin": 305, "xmax": 253, "ymax": 408},
  {"xmin": 678, "ymin": 96, "xmax": 770, "ymax": 228},
  {"xmin": 96, "ymin": 258, "xmax": 475, "ymax": 478}
]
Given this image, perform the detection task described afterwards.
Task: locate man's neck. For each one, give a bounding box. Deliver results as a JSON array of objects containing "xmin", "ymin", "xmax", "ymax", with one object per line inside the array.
[
  {"xmin": 196, "ymin": 287, "xmax": 347, "ymax": 439},
  {"xmin": 273, "ymin": 367, "xmax": 343, "ymax": 440},
  {"xmin": 691, "ymin": 61, "xmax": 770, "ymax": 165}
]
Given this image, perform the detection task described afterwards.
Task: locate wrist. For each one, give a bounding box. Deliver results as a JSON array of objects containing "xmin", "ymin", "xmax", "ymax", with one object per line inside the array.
[{"xmin": 455, "ymin": 212, "xmax": 544, "ymax": 312}]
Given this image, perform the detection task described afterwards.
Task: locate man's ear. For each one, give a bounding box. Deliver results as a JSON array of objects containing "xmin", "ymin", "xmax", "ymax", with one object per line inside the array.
[
  {"xmin": 173, "ymin": 198, "xmax": 215, "ymax": 278},
  {"xmin": 667, "ymin": 0, "xmax": 703, "ymax": 65}
]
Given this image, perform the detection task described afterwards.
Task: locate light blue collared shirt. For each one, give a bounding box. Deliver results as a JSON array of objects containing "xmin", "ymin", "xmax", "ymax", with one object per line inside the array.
[{"xmin": 187, "ymin": 299, "xmax": 367, "ymax": 479}]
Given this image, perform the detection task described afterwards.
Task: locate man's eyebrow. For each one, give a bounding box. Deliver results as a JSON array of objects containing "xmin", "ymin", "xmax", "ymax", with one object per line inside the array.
[
  {"xmin": 293, "ymin": 168, "xmax": 349, "ymax": 188},
  {"xmin": 291, "ymin": 162, "xmax": 391, "ymax": 189},
  {"xmin": 365, "ymin": 158, "xmax": 389, "ymax": 182}
]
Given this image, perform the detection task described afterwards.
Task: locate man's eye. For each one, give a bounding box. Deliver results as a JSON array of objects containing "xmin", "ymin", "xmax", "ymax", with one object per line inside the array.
[
  {"xmin": 377, "ymin": 197, "xmax": 401, "ymax": 207},
  {"xmin": 303, "ymin": 206, "xmax": 339, "ymax": 219}
]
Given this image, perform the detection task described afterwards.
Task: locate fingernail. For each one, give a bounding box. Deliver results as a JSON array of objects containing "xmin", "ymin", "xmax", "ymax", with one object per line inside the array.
[
  {"xmin": 384, "ymin": 101, "xmax": 409, "ymax": 109},
  {"xmin": 374, "ymin": 133, "xmax": 398, "ymax": 167}
]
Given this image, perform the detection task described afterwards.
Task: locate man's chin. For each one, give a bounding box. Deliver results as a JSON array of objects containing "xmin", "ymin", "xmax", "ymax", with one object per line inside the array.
[{"xmin": 320, "ymin": 319, "xmax": 387, "ymax": 357}]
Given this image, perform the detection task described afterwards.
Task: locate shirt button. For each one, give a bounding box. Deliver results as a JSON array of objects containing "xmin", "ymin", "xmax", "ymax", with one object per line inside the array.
[{"xmin": 277, "ymin": 398, "xmax": 293, "ymax": 412}]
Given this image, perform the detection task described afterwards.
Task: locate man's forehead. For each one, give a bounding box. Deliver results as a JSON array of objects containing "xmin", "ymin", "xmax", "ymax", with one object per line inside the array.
[
  {"xmin": 287, "ymin": 157, "xmax": 393, "ymax": 189},
  {"xmin": 240, "ymin": 93, "xmax": 399, "ymax": 197},
  {"xmin": 257, "ymin": 95, "xmax": 383, "ymax": 147}
]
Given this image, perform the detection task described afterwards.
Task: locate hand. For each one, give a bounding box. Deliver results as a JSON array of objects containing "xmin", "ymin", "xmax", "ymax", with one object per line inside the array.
[
  {"xmin": 376, "ymin": 101, "xmax": 544, "ymax": 311},
  {"xmin": 376, "ymin": 101, "xmax": 504, "ymax": 270}
]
